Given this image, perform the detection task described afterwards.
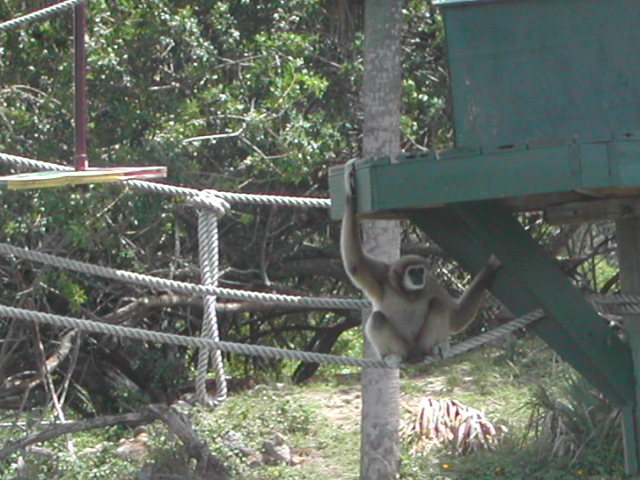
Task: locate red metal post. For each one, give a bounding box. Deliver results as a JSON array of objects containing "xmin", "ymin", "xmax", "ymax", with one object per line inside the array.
[{"xmin": 74, "ymin": 2, "xmax": 88, "ymax": 171}]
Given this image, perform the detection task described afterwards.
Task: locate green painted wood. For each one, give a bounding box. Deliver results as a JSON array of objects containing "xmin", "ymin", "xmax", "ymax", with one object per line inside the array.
[
  {"xmin": 623, "ymin": 407, "xmax": 640, "ymax": 474},
  {"xmin": 328, "ymin": 138, "xmax": 640, "ymax": 220},
  {"xmin": 440, "ymin": 0, "xmax": 640, "ymax": 147},
  {"xmin": 409, "ymin": 201, "xmax": 635, "ymax": 407},
  {"xmin": 616, "ymin": 217, "xmax": 640, "ymax": 473}
]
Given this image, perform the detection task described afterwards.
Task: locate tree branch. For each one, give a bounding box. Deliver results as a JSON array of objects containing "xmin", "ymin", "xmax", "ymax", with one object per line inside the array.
[{"xmin": 0, "ymin": 407, "xmax": 159, "ymax": 461}]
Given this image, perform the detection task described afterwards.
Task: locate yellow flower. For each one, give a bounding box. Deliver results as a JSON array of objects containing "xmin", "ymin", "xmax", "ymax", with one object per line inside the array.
[
  {"xmin": 576, "ymin": 470, "xmax": 587, "ymax": 476},
  {"xmin": 441, "ymin": 464, "xmax": 453, "ymax": 469}
]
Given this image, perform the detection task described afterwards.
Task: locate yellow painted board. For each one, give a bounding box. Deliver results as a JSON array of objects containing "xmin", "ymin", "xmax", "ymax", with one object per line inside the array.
[{"xmin": 0, "ymin": 166, "xmax": 167, "ymax": 190}]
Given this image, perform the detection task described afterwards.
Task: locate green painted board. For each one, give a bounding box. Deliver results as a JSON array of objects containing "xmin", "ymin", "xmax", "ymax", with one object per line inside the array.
[
  {"xmin": 411, "ymin": 202, "xmax": 635, "ymax": 406},
  {"xmin": 440, "ymin": 0, "xmax": 640, "ymax": 147},
  {"xmin": 328, "ymin": 138, "xmax": 640, "ymax": 220}
]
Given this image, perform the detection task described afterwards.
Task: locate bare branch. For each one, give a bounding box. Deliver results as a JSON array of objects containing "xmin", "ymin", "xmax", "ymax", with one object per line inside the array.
[{"xmin": 0, "ymin": 407, "xmax": 159, "ymax": 460}]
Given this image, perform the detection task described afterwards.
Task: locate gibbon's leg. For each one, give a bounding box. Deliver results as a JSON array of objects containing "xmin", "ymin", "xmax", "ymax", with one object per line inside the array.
[
  {"xmin": 365, "ymin": 310, "xmax": 410, "ymax": 364},
  {"xmin": 450, "ymin": 254, "xmax": 501, "ymax": 333}
]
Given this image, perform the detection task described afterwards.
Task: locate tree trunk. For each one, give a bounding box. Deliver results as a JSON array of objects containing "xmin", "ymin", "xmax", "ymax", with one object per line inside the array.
[{"xmin": 360, "ymin": 1, "xmax": 402, "ymax": 479}]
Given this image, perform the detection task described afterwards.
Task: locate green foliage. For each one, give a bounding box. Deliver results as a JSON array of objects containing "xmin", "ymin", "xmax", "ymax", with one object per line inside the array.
[
  {"xmin": 0, "ymin": 0, "xmax": 455, "ymax": 411},
  {"xmin": 194, "ymin": 385, "xmax": 317, "ymax": 476}
]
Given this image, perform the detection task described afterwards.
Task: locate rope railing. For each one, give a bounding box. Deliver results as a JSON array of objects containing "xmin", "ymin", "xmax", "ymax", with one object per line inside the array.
[
  {"xmin": 0, "ymin": 0, "xmax": 86, "ymax": 33},
  {"xmin": 0, "ymin": 242, "xmax": 367, "ymax": 310},
  {"xmin": 0, "ymin": 303, "xmax": 542, "ymax": 369},
  {"xmin": 0, "ymin": 304, "xmax": 386, "ymax": 368}
]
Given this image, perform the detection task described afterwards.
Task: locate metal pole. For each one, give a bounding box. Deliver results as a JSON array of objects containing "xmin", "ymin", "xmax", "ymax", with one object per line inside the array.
[{"xmin": 74, "ymin": 1, "xmax": 88, "ymax": 171}]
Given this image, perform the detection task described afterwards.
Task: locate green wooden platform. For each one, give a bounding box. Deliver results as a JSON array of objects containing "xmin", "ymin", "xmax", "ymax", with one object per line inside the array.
[
  {"xmin": 329, "ymin": 134, "xmax": 640, "ymax": 222},
  {"xmin": 328, "ymin": 145, "xmax": 636, "ymax": 407}
]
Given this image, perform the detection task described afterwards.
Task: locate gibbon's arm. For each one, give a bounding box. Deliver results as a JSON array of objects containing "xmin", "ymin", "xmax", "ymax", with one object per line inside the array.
[
  {"xmin": 449, "ymin": 255, "xmax": 501, "ymax": 333},
  {"xmin": 341, "ymin": 162, "xmax": 388, "ymax": 301}
]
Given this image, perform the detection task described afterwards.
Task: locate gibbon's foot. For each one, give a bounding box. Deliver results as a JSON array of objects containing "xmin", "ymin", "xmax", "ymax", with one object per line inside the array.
[
  {"xmin": 433, "ymin": 341, "xmax": 450, "ymax": 360},
  {"xmin": 383, "ymin": 354, "xmax": 403, "ymax": 368},
  {"xmin": 343, "ymin": 158, "xmax": 358, "ymax": 196}
]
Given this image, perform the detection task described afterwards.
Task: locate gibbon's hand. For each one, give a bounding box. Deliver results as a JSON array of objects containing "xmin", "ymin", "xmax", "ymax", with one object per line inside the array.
[{"xmin": 344, "ymin": 158, "xmax": 358, "ymax": 197}]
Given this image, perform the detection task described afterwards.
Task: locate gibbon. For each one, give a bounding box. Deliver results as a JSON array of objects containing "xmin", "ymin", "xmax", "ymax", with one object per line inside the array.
[{"xmin": 341, "ymin": 159, "xmax": 501, "ymax": 364}]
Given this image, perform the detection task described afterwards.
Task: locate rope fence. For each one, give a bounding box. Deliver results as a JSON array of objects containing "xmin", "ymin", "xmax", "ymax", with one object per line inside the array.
[
  {"xmin": 3, "ymin": 240, "xmax": 637, "ymax": 315},
  {"xmin": 0, "ymin": 303, "xmax": 542, "ymax": 370},
  {"xmin": 0, "ymin": 242, "xmax": 366, "ymax": 310},
  {"xmin": 0, "ymin": 304, "xmax": 386, "ymax": 368}
]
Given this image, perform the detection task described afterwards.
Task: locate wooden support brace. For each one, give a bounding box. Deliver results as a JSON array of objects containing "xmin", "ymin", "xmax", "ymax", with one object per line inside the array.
[{"xmin": 410, "ymin": 200, "xmax": 634, "ymax": 407}]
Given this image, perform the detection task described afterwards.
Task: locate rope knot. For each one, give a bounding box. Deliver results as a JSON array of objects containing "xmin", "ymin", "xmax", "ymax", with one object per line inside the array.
[{"xmin": 188, "ymin": 190, "xmax": 230, "ymax": 216}]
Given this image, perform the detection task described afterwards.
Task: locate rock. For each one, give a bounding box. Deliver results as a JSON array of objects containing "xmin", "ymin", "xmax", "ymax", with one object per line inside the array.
[
  {"xmin": 262, "ymin": 433, "xmax": 292, "ymax": 465},
  {"xmin": 115, "ymin": 427, "xmax": 149, "ymax": 461},
  {"xmin": 223, "ymin": 431, "xmax": 263, "ymax": 467}
]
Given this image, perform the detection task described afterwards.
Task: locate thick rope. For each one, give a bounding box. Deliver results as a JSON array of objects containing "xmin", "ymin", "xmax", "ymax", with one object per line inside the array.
[
  {"xmin": 0, "ymin": 304, "xmax": 386, "ymax": 368},
  {"xmin": 0, "ymin": 242, "xmax": 366, "ymax": 310},
  {"xmin": 0, "ymin": 304, "xmax": 541, "ymax": 369},
  {"xmin": 589, "ymin": 293, "xmax": 640, "ymax": 315},
  {"xmin": 0, "ymin": 152, "xmax": 331, "ymax": 208},
  {"xmin": 421, "ymin": 309, "xmax": 545, "ymax": 365},
  {"xmin": 0, "ymin": 0, "xmax": 86, "ymax": 33},
  {"xmin": 192, "ymin": 191, "xmax": 229, "ymax": 406},
  {"xmin": 0, "ymin": 152, "xmax": 71, "ymax": 172}
]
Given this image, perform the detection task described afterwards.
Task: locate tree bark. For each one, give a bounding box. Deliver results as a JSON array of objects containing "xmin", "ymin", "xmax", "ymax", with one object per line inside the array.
[{"xmin": 360, "ymin": 1, "xmax": 402, "ymax": 479}]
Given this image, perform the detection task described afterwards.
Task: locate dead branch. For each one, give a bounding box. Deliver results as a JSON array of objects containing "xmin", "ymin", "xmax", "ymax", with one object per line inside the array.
[
  {"xmin": 149, "ymin": 404, "xmax": 230, "ymax": 479},
  {"xmin": 0, "ymin": 407, "xmax": 159, "ymax": 460},
  {"xmin": 102, "ymin": 294, "xmax": 202, "ymax": 325},
  {"xmin": 0, "ymin": 330, "xmax": 78, "ymax": 409}
]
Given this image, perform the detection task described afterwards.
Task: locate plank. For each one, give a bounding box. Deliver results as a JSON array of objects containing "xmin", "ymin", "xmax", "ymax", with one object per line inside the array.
[{"xmin": 0, "ymin": 166, "xmax": 167, "ymax": 190}]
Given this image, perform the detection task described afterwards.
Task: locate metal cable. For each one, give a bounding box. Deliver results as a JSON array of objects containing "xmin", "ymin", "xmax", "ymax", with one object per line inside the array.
[{"xmin": 0, "ymin": 0, "xmax": 86, "ymax": 33}]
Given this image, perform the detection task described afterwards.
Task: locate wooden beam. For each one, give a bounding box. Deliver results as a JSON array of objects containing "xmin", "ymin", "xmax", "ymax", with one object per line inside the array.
[
  {"xmin": 616, "ymin": 217, "xmax": 640, "ymax": 474},
  {"xmin": 328, "ymin": 139, "xmax": 640, "ymax": 220},
  {"xmin": 546, "ymin": 197, "xmax": 640, "ymax": 224}
]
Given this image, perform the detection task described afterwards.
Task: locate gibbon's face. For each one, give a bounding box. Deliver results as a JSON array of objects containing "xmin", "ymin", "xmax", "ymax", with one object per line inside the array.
[{"xmin": 403, "ymin": 264, "xmax": 427, "ymax": 292}]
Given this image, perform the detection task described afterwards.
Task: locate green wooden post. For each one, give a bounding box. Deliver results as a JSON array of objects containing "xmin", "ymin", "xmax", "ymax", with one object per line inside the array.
[{"xmin": 616, "ymin": 217, "xmax": 640, "ymax": 475}]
